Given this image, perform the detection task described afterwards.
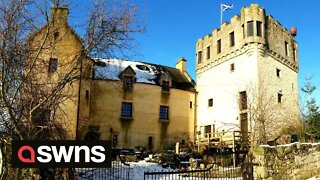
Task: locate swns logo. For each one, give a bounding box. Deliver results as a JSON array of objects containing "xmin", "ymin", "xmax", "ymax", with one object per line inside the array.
[{"xmin": 12, "ymin": 140, "xmax": 111, "ymax": 168}]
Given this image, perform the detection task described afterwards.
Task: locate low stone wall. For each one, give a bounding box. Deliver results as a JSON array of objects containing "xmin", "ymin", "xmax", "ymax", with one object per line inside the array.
[
  {"xmin": 254, "ymin": 142, "xmax": 320, "ymax": 180},
  {"xmin": 0, "ymin": 148, "xmax": 2, "ymax": 178}
]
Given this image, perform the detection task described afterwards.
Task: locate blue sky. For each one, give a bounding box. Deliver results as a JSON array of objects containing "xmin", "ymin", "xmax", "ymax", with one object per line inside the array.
[
  {"xmin": 70, "ymin": 0, "xmax": 320, "ymax": 105},
  {"xmin": 128, "ymin": 0, "xmax": 320, "ymax": 105}
]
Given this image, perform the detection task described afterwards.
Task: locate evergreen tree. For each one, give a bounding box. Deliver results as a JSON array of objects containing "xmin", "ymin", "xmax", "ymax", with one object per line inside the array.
[{"xmin": 301, "ymin": 77, "xmax": 320, "ymax": 140}]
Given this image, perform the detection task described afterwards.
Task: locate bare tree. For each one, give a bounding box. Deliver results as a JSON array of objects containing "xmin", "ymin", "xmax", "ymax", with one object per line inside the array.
[
  {"xmin": 0, "ymin": 0, "xmax": 142, "ymax": 178},
  {"xmin": 244, "ymin": 79, "xmax": 301, "ymax": 147}
]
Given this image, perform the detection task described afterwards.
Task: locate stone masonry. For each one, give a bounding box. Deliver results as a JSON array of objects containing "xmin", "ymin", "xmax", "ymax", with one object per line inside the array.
[
  {"xmin": 196, "ymin": 4, "xmax": 300, "ymax": 140},
  {"xmin": 254, "ymin": 143, "xmax": 320, "ymax": 180}
]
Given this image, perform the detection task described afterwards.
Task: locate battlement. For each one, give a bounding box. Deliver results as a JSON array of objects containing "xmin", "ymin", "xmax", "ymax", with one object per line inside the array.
[{"xmin": 196, "ymin": 4, "xmax": 298, "ymax": 74}]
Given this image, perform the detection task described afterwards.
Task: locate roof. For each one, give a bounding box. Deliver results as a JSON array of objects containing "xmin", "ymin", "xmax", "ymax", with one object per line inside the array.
[{"xmin": 93, "ymin": 59, "xmax": 196, "ymax": 91}]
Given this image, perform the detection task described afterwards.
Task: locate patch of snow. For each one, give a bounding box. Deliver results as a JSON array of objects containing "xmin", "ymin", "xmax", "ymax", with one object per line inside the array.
[
  {"xmin": 129, "ymin": 160, "xmax": 242, "ymax": 180},
  {"xmin": 260, "ymin": 142, "xmax": 320, "ymax": 148},
  {"xmin": 94, "ymin": 59, "xmax": 163, "ymax": 84},
  {"xmin": 307, "ymin": 177, "xmax": 320, "ymax": 180},
  {"xmin": 76, "ymin": 160, "xmax": 243, "ymax": 180},
  {"xmin": 300, "ymin": 142, "xmax": 320, "ymax": 146}
]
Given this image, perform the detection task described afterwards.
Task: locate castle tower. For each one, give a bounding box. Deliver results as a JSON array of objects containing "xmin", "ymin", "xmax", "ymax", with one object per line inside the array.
[{"xmin": 196, "ymin": 4, "xmax": 299, "ymax": 142}]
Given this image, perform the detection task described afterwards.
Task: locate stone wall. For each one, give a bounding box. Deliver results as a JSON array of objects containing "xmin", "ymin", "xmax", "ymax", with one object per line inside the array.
[{"xmin": 254, "ymin": 142, "xmax": 320, "ymax": 180}]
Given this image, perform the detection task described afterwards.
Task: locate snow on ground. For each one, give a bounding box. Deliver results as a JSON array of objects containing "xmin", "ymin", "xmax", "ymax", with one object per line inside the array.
[
  {"xmin": 76, "ymin": 160, "xmax": 243, "ymax": 179},
  {"xmin": 260, "ymin": 142, "xmax": 320, "ymax": 148},
  {"xmin": 307, "ymin": 177, "xmax": 320, "ymax": 180},
  {"xmin": 129, "ymin": 160, "xmax": 242, "ymax": 180}
]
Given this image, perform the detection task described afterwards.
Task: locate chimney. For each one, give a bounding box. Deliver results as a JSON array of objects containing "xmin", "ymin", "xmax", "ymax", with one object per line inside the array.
[
  {"xmin": 176, "ymin": 57, "xmax": 187, "ymax": 73},
  {"xmin": 50, "ymin": 6, "xmax": 69, "ymax": 24}
]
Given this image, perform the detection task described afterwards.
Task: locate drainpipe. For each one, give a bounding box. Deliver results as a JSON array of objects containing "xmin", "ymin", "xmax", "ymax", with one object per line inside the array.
[
  {"xmin": 194, "ymin": 91, "xmax": 198, "ymax": 152},
  {"xmin": 75, "ymin": 53, "xmax": 83, "ymax": 140}
]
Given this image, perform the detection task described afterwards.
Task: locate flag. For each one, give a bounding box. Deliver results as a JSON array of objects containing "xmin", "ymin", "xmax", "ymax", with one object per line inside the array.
[{"xmin": 221, "ymin": 4, "xmax": 234, "ymax": 11}]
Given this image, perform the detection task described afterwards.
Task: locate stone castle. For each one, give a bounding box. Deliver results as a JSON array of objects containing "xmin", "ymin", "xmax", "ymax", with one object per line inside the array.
[
  {"xmin": 196, "ymin": 4, "xmax": 299, "ymax": 142},
  {"xmin": 28, "ymin": 4, "xmax": 300, "ymax": 150}
]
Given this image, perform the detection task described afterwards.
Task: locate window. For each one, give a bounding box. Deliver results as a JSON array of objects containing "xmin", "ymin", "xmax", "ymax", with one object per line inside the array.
[
  {"xmin": 292, "ymin": 83, "xmax": 294, "ymax": 91},
  {"xmin": 242, "ymin": 24, "xmax": 245, "ymax": 38},
  {"xmin": 112, "ymin": 135, "xmax": 118, "ymax": 147},
  {"xmin": 121, "ymin": 102, "xmax": 132, "ymax": 118},
  {"xmin": 160, "ymin": 106, "xmax": 169, "ymax": 120},
  {"xmin": 230, "ymin": 31, "xmax": 235, "ymax": 47},
  {"xmin": 197, "ymin": 51, "xmax": 202, "ymax": 64},
  {"xmin": 54, "ymin": 31, "xmax": 59, "ymax": 40},
  {"xmin": 240, "ymin": 113, "xmax": 248, "ymax": 139},
  {"xmin": 190, "ymin": 101, "xmax": 193, "ymax": 108},
  {"xmin": 84, "ymin": 131, "xmax": 100, "ymax": 140},
  {"xmin": 123, "ymin": 76, "xmax": 133, "ymax": 89},
  {"xmin": 85, "ymin": 90, "xmax": 90, "ymax": 100},
  {"xmin": 276, "ymin": 68, "xmax": 281, "ymax": 77},
  {"xmin": 162, "ymin": 81, "xmax": 170, "ymax": 92},
  {"xmin": 293, "ymin": 47, "xmax": 296, "ymax": 61},
  {"xmin": 204, "ymin": 125, "xmax": 211, "ymax": 138},
  {"xmin": 48, "ymin": 58, "xmax": 58, "ymax": 72},
  {"xmin": 32, "ymin": 108, "xmax": 50, "ymax": 125},
  {"xmin": 247, "ymin": 21, "xmax": 254, "ymax": 37},
  {"xmin": 148, "ymin": 136, "xmax": 153, "ymax": 148},
  {"xmin": 217, "ymin": 39, "xmax": 221, "ymax": 54},
  {"xmin": 256, "ymin": 21, "xmax": 262, "ymax": 37},
  {"xmin": 207, "ymin": 46, "xmax": 210, "ymax": 59},
  {"xmin": 230, "ymin": 63, "xmax": 235, "ymax": 72},
  {"xmin": 239, "ymin": 91, "xmax": 247, "ymax": 110},
  {"xmin": 208, "ymin": 98, "xmax": 213, "ymax": 107},
  {"xmin": 278, "ymin": 93, "xmax": 283, "ymax": 103},
  {"xmin": 285, "ymin": 41, "xmax": 288, "ymax": 56}
]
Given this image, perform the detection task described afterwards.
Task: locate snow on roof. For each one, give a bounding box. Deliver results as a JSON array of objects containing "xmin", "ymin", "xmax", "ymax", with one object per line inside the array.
[{"xmin": 93, "ymin": 59, "xmax": 163, "ymax": 84}]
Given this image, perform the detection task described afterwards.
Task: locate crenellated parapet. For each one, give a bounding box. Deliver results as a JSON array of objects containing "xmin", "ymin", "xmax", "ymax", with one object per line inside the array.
[{"xmin": 196, "ymin": 4, "xmax": 298, "ymax": 75}]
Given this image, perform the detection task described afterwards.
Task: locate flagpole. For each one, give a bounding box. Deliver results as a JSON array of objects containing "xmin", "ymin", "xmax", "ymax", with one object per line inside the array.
[{"xmin": 220, "ymin": 3, "xmax": 223, "ymax": 25}]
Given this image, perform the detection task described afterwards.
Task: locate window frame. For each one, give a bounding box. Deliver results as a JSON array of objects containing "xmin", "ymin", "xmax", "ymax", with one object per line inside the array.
[
  {"xmin": 256, "ymin": 21, "xmax": 262, "ymax": 37},
  {"xmin": 159, "ymin": 105, "xmax": 169, "ymax": 120},
  {"xmin": 217, "ymin": 39, "xmax": 221, "ymax": 54},
  {"xmin": 285, "ymin": 41, "xmax": 289, "ymax": 56},
  {"xmin": 204, "ymin": 125, "xmax": 212, "ymax": 138},
  {"xmin": 239, "ymin": 91, "xmax": 248, "ymax": 110},
  {"xmin": 230, "ymin": 31, "xmax": 235, "ymax": 47},
  {"xmin": 208, "ymin": 98, "xmax": 213, "ymax": 107},
  {"xmin": 48, "ymin": 58, "xmax": 58, "ymax": 72},
  {"xmin": 123, "ymin": 76, "xmax": 134, "ymax": 89},
  {"xmin": 276, "ymin": 68, "xmax": 281, "ymax": 77},
  {"xmin": 293, "ymin": 47, "xmax": 296, "ymax": 61},
  {"xmin": 277, "ymin": 93, "xmax": 283, "ymax": 103},
  {"xmin": 121, "ymin": 102, "xmax": 133, "ymax": 118},
  {"xmin": 148, "ymin": 136, "xmax": 153, "ymax": 148},
  {"xmin": 247, "ymin": 21, "xmax": 254, "ymax": 37},
  {"xmin": 197, "ymin": 51, "xmax": 202, "ymax": 64},
  {"xmin": 85, "ymin": 90, "xmax": 90, "ymax": 100},
  {"xmin": 230, "ymin": 63, "xmax": 235, "ymax": 72},
  {"xmin": 206, "ymin": 46, "xmax": 210, "ymax": 59},
  {"xmin": 161, "ymin": 81, "xmax": 170, "ymax": 92},
  {"xmin": 242, "ymin": 24, "xmax": 245, "ymax": 38}
]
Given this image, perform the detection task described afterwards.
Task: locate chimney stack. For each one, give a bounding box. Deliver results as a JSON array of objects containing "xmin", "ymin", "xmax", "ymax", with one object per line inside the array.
[
  {"xmin": 50, "ymin": 6, "xmax": 69, "ymax": 24},
  {"xmin": 176, "ymin": 57, "xmax": 187, "ymax": 73}
]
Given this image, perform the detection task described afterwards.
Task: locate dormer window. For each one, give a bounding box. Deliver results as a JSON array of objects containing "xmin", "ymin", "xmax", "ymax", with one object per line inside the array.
[
  {"xmin": 162, "ymin": 81, "xmax": 170, "ymax": 92},
  {"xmin": 124, "ymin": 76, "xmax": 133, "ymax": 89},
  {"xmin": 120, "ymin": 65, "xmax": 136, "ymax": 90},
  {"xmin": 161, "ymin": 72, "xmax": 171, "ymax": 93}
]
